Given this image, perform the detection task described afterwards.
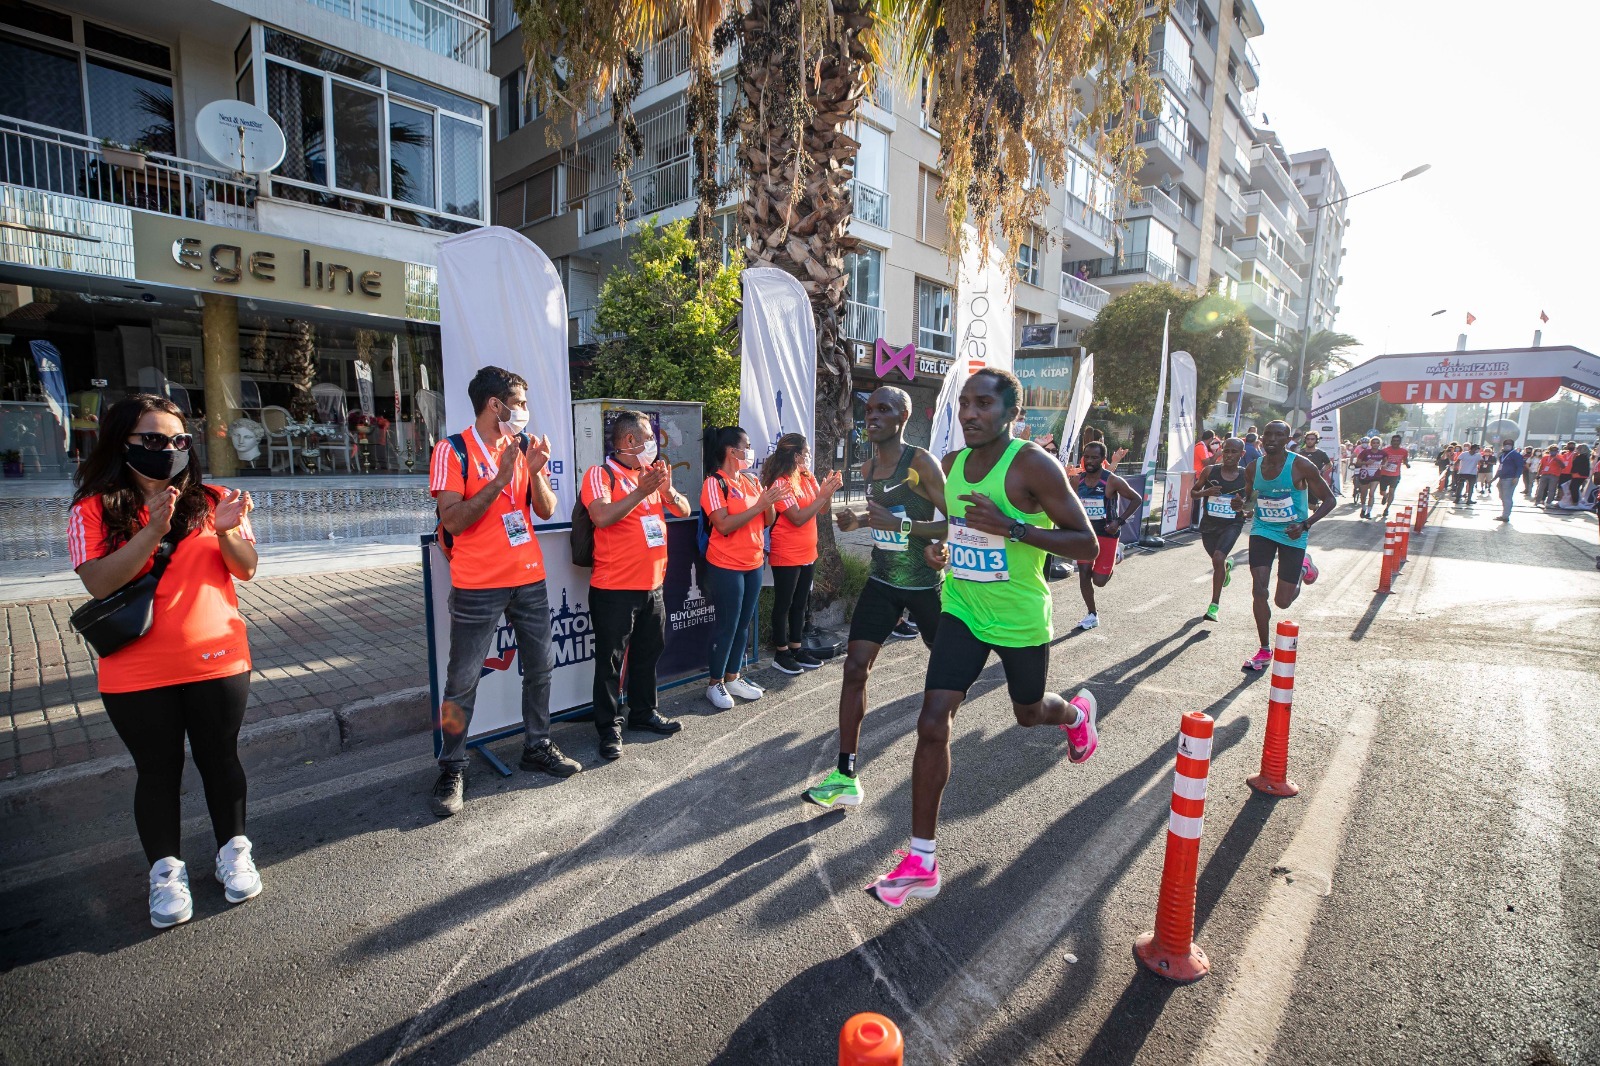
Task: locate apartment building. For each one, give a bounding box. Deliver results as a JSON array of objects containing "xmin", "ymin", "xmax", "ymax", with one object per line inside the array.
[
  {"xmin": 0, "ymin": 0, "xmax": 495, "ymax": 486},
  {"xmin": 486, "ymin": 0, "xmax": 1348, "ymax": 448}
]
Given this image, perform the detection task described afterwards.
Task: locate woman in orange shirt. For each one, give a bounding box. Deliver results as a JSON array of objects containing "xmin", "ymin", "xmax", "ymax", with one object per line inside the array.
[
  {"xmin": 761, "ymin": 433, "xmax": 843, "ymax": 675},
  {"xmin": 69, "ymin": 395, "xmax": 261, "ymax": 930},
  {"xmin": 700, "ymin": 426, "xmax": 786, "ymax": 709}
]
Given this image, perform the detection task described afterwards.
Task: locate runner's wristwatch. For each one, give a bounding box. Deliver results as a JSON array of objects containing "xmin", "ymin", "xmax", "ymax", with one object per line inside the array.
[
  {"xmin": 1007, "ymin": 521, "xmax": 1029, "ymax": 543},
  {"xmin": 900, "ymin": 517, "xmax": 914, "ymax": 536}
]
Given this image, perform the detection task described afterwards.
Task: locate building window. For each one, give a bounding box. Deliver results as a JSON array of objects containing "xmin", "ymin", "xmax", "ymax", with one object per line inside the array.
[
  {"xmin": 1015, "ymin": 228, "xmax": 1042, "ymax": 287},
  {"xmin": 915, "ymin": 278, "xmax": 953, "ymax": 355},
  {"xmin": 843, "ymin": 248, "xmax": 884, "ymax": 342},
  {"xmin": 0, "ymin": 4, "xmax": 175, "ymax": 152},
  {"xmin": 851, "ymin": 121, "xmax": 890, "ymax": 228},
  {"xmin": 254, "ymin": 29, "xmax": 487, "ymax": 229},
  {"xmin": 917, "ymin": 167, "xmax": 949, "ymax": 248}
]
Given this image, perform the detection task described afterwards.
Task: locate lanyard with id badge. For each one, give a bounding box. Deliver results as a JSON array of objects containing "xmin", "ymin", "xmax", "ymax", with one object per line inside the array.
[
  {"xmin": 471, "ymin": 427, "xmax": 534, "ymax": 547},
  {"xmin": 948, "ymin": 517, "xmax": 1009, "ymax": 582}
]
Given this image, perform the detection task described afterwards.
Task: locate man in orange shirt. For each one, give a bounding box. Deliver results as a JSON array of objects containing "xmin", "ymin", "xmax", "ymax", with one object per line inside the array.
[
  {"xmin": 582, "ymin": 411, "xmax": 692, "ymax": 761},
  {"xmin": 427, "ymin": 367, "xmax": 579, "ymax": 817}
]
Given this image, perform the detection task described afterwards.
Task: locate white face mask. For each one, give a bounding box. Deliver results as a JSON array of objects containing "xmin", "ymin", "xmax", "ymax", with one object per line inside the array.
[
  {"xmin": 498, "ymin": 401, "xmax": 529, "ymax": 437},
  {"xmin": 632, "ymin": 439, "xmax": 659, "ymax": 465},
  {"xmin": 740, "ymin": 447, "xmax": 755, "ymax": 468}
]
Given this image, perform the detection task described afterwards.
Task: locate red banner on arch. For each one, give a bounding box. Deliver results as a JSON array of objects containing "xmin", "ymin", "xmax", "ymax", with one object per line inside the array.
[{"xmin": 1380, "ymin": 377, "xmax": 1563, "ymax": 405}]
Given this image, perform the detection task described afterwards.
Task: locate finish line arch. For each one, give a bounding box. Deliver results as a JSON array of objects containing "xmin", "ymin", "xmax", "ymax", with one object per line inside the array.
[{"xmin": 1309, "ymin": 345, "xmax": 1600, "ymax": 419}]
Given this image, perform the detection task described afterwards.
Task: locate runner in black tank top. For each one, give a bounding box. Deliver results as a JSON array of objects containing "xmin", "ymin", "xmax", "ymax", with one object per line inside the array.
[
  {"xmin": 1190, "ymin": 436, "xmax": 1249, "ymax": 621},
  {"xmin": 802, "ymin": 386, "xmax": 949, "ymax": 811},
  {"xmin": 1068, "ymin": 441, "xmax": 1142, "ymax": 631}
]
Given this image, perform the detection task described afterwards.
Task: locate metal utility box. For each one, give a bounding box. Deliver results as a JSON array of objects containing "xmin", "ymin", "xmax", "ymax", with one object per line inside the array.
[{"xmin": 571, "ymin": 398, "xmax": 705, "ymax": 509}]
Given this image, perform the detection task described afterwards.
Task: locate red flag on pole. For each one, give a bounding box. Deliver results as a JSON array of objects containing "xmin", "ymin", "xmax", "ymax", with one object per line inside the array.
[
  {"xmin": 1540, "ymin": 310, "xmax": 1549, "ymax": 323},
  {"xmin": 1465, "ymin": 312, "xmax": 1477, "ymax": 326}
]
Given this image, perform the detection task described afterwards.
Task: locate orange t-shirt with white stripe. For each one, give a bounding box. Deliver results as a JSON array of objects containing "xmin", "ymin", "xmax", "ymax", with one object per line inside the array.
[
  {"xmin": 429, "ymin": 429, "xmax": 547, "ymax": 589},
  {"xmin": 582, "ymin": 459, "xmax": 670, "ymax": 591},
  {"xmin": 68, "ymin": 491, "xmax": 255, "ymax": 694},
  {"xmin": 769, "ymin": 471, "xmax": 820, "ymax": 567},
  {"xmin": 701, "ymin": 471, "xmax": 766, "ymax": 571}
]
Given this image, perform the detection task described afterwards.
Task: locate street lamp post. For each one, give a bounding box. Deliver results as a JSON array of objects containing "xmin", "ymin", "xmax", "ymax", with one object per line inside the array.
[{"xmin": 1291, "ymin": 164, "xmax": 1432, "ymax": 425}]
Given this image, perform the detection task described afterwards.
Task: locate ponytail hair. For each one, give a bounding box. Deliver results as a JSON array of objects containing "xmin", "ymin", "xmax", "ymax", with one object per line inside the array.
[
  {"xmin": 703, "ymin": 425, "xmax": 746, "ymax": 475},
  {"xmin": 761, "ymin": 433, "xmax": 808, "ymax": 486}
]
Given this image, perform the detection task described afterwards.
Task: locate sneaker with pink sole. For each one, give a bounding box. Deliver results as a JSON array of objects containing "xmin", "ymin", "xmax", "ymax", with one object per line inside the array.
[
  {"xmin": 1243, "ymin": 647, "xmax": 1272, "ymax": 672},
  {"xmin": 1060, "ymin": 688, "xmax": 1098, "ymax": 764},
  {"xmin": 1301, "ymin": 553, "xmax": 1319, "ymax": 585},
  {"xmin": 865, "ymin": 849, "xmax": 941, "ymax": 908}
]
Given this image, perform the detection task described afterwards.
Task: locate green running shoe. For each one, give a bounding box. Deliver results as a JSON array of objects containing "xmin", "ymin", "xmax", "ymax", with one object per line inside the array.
[
  {"xmin": 1204, "ymin": 603, "xmax": 1220, "ymax": 622},
  {"xmin": 1223, "ymin": 557, "xmax": 1234, "ymax": 588},
  {"xmin": 804, "ymin": 769, "xmax": 863, "ymax": 808}
]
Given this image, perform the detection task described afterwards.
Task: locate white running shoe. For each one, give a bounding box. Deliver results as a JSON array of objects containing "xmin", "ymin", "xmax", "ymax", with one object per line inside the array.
[
  {"xmin": 725, "ymin": 676, "xmax": 764, "ymax": 700},
  {"xmin": 705, "ymin": 681, "xmax": 735, "ymax": 710},
  {"xmin": 1077, "ymin": 613, "xmax": 1099, "ymax": 631},
  {"xmin": 149, "ymin": 857, "xmax": 193, "ymax": 930},
  {"xmin": 215, "ymin": 835, "xmax": 262, "ymax": 904}
]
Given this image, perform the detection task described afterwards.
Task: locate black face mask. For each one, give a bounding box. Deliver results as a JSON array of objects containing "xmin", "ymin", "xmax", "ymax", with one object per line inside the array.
[{"xmin": 124, "ymin": 444, "xmax": 189, "ymax": 481}]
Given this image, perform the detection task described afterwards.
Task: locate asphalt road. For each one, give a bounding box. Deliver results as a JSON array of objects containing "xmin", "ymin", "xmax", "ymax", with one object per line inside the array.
[{"xmin": 2, "ymin": 469, "xmax": 1596, "ymax": 1065}]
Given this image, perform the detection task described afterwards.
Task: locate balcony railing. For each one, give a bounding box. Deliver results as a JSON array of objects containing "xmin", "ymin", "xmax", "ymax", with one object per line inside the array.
[
  {"xmin": 1244, "ymin": 39, "xmax": 1262, "ymax": 80},
  {"xmin": 1214, "ymin": 243, "xmax": 1242, "ymax": 279},
  {"xmin": 577, "ymin": 158, "xmax": 691, "ymax": 234},
  {"xmin": 1071, "ymin": 251, "xmax": 1179, "ymax": 285},
  {"xmin": 1232, "ymin": 236, "xmax": 1301, "ymax": 295},
  {"xmin": 1064, "ymin": 189, "xmax": 1118, "ymax": 243},
  {"xmin": 1239, "ymin": 369, "xmax": 1288, "ymax": 403},
  {"xmin": 850, "ymin": 180, "xmax": 889, "ymax": 229},
  {"xmin": 1150, "ymin": 50, "xmax": 1191, "ymax": 97},
  {"xmin": 1, "ymin": 118, "xmax": 256, "ymax": 224},
  {"xmin": 1125, "ymin": 184, "xmax": 1181, "ymax": 226},
  {"xmin": 1241, "ymin": 188, "xmax": 1298, "ymax": 242},
  {"xmin": 643, "ymin": 27, "xmax": 691, "ymax": 89},
  {"xmin": 844, "ymin": 300, "xmax": 885, "ymax": 343},
  {"xmin": 1238, "ymin": 280, "xmax": 1292, "ymax": 322},
  {"xmin": 1059, "ymin": 271, "xmax": 1111, "ymax": 315},
  {"xmin": 1136, "ymin": 122, "xmax": 1184, "ymax": 165},
  {"xmin": 307, "ymin": 0, "xmax": 490, "ymax": 68},
  {"xmin": 571, "ymin": 101, "xmax": 692, "ymax": 234},
  {"xmin": 1249, "ymin": 144, "xmax": 1298, "ymax": 200}
]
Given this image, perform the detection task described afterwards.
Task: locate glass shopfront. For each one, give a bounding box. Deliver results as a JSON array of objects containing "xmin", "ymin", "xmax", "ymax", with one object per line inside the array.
[{"xmin": 0, "ymin": 274, "xmax": 444, "ymax": 481}]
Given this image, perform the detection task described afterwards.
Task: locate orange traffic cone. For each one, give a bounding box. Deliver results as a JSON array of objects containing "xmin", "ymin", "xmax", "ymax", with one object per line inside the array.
[
  {"xmin": 840, "ymin": 1013, "xmax": 903, "ymax": 1066},
  {"xmin": 1376, "ymin": 522, "xmax": 1395, "ymax": 593},
  {"xmin": 1247, "ymin": 620, "xmax": 1301, "ymax": 797},
  {"xmin": 1134, "ymin": 710, "xmax": 1215, "ymax": 983}
]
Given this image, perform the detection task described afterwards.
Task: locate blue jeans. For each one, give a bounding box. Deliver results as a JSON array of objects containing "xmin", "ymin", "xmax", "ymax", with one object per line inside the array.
[
  {"xmin": 705, "ymin": 562, "xmax": 763, "ymax": 679},
  {"xmin": 438, "ymin": 581, "xmax": 554, "ymax": 771}
]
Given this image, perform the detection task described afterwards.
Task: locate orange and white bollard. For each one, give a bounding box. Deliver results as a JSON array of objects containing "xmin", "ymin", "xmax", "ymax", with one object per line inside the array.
[
  {"xmin": 1134, "ymin": 710, "xmax": 1215, "ymax": 984},
  {"xmin": 1247, "ymin": 620, "xmax": 1301, "ymax": 798},
  {"xmin": 1414, "ymin": 490, "xmax": 1429, "ymax": 532},
  {"xmin": 1377, "ymin": 522, "xmax": 1396, "ymax": 593},
  {"xmin": 840, "ymin": 1013, "xmax": 903, "ymax": 1065},
  {"xmin": 1396, "ymin": 510, "xmax": 1411, "ymax": 567}
]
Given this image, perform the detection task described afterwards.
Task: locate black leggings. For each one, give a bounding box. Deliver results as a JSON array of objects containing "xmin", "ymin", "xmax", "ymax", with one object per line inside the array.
[
  {"xmin": 770, "ymin": 563, "xmax": 814, "ymax": 646},
  {"xmin": 102, "ymin": 672, "xmax": 251, "ymax": 865}
]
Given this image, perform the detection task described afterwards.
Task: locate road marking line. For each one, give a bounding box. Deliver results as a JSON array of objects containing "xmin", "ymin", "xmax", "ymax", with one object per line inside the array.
[
  {"xmin": 1191, "ymin": 695, "xmax": 1380, "ymax": 1065},
  {"xmin": 1127, "ymin": 593, "xmax": 1174, "ymax": 614}
]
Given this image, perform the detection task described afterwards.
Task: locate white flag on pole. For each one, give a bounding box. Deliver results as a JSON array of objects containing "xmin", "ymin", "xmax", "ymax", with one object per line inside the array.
[
  {"xmin": 1160, "ymin": 349, "xmax": 1197, "ymax": 535},
  {"xmin": 1061, "ymin": 352, "xmax": 1095, "ymax": 464},
  {"xmin": 1137, "ymin": 312, "xmax": 1172, "ymax": 530},
  {"xmin": 930, "ymin": 226, "xmax": 1014, "ymax": 460}
]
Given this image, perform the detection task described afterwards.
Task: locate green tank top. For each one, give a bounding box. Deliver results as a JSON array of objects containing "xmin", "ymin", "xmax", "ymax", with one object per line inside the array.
[
  {"xmin": 865, "ymin": 444, "xmax": 941, "ymax": 590},
  {"xmin": 942, "ymin": 438, "xmax": 1053, "ymax": 647}
]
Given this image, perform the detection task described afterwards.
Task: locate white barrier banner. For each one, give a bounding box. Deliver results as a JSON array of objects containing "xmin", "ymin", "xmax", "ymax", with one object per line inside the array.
[
  {"xmin": 931, "ymin": 226, "xmax": 1014, "ymax": 460},
  {"xmin": 438, "ymin": 226, "xmax": 577, "ymax": 525},
  {"xmin": 1161, "ymin": 350, "xmax": 1197, "ymax": 536},
  {"xmin": 739, "ymin": 267, "xmax": 816, "ymax": 465}
]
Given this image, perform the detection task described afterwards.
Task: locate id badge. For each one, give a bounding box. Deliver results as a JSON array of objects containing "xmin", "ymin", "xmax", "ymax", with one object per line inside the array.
[
  {"xmin": 871, "ymin": 506, "xmax": 910, "ymax": 552},
  {"xmin": 502, "ymin": 508, "xmax": 532, "ymax": 546},
  {"xmin": 640, "ymin": 513, "xmax": 667, "ymax": 548},
  {"xmin": 948, "ymin": 517, "xmax": 1009, "ymax": 582}
]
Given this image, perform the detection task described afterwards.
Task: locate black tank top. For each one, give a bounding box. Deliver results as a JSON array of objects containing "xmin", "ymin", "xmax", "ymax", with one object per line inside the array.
[
  {"xmin": 1074, "ymin": 473, "xmax": 1115, "ymax": 537},
  {"xmin": 866, "ymin": 445, "xmax": 940, "ymax": 589},
  {"xmin": 1198, "ymin": 467, "xmax": 1248, "ymax": 528}
]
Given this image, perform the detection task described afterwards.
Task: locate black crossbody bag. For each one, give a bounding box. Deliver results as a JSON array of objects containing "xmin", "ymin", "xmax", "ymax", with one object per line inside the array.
[{"xmin": 68, "ymin": 531, "xmax": 183, "ymax": 657}]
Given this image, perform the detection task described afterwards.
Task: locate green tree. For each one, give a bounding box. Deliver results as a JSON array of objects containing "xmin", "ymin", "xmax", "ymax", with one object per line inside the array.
[
  {"xmin": 580, "ymin": 218, "xmax": 743, "ymax": 426},
  {"xmin": 1266, "ymin": 327, "xmax": 1360, "ymax": 409},
  {"xmin": 1080, "ymin": 282, "xmax": 1254, "ymax": 432}
]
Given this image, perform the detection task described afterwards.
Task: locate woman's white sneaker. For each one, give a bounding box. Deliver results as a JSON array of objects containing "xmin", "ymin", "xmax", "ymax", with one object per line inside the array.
[
  {"xmin": 149, "ymin": 857, "xmax": 193, "ymax": 929},
  {"xmin": 215, "ymin": 835, "xmax": 263, "ymax": 904},
  {"xmin": 705, "ymin": 681, "xmax": 735, "ymax": 710},
  {"xmin": 725, "ymin": 676, "xmax": 764, "ymax": 700}
]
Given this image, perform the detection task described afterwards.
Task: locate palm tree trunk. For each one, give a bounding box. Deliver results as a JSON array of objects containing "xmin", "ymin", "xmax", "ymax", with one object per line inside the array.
[{"xmin": 735, "ymin": 0, "xmax": 872, "ymax": 618}]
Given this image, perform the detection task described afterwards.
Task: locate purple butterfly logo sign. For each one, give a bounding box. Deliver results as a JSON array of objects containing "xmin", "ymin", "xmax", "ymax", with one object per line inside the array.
[{"xmin": 874, "ymin": 338, "xmax": 916, "ymax": 381}]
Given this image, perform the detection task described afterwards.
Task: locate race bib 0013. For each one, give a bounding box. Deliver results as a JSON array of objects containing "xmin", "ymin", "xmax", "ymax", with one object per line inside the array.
[
  {"xmin": 871, "ymin": 506, "xmax": 909, "ymax": 552},
  {"xmin": 1256, "ymin": 495, "xmax": 1297, "ymax": 524},
  {"xmin": 948, "ymin": 517, "xmax": 1009, "ymax": 582}
]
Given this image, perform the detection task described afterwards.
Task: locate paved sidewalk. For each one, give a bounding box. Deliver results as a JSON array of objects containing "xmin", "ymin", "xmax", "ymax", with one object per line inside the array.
[{"xmin": 2, "ymin": 565, "xmax": 428, "ymax": 780}]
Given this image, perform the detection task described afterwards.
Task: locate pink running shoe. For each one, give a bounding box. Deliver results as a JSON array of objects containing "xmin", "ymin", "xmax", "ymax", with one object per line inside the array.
[
  {"xmin": 1243, "ymin": 647, "xmax": 1272, "ymax": 672},
  {"xmin": 1061, "ymin": 688, "xmax": 1099, "ymax": 764},
  {"xmin": 865, "ymin": 849, "xmax": 940, "ymax": 908},
  {"xmin": 1301, "ymin": 553, "xmax": 1319, "ymax": 585}
]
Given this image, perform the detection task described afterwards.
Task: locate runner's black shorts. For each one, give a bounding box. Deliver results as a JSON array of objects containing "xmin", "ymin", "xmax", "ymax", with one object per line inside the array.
[
  {"xmin": 923, "ymin": 614, "xmax": 1049, "ymax": 705},
  {"xmin": 1378, "ymin": 474, "xmax": 1401, "ymax": 493},
  {"xmin": 1199, "ymin": 520, "xmax": 1244, "ymax": 557},
  {"xmin": 848, "ymin": 578, "xmax": 943, "ymax": 647},
  {"xmin": 1248, "ymin": 535, "xmax": 1305, "ymax": 586}
]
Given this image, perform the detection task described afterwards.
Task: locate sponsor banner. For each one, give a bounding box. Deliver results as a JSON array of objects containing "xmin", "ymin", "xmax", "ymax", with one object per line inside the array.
[
  {"xmin": 740, "ymin": 267, "xmax": 817, "ymax": 466},
  {"xmin": 424, "ymin": 520, "xmax": 725, "ymax": 745},
  {"xmin": 931, "ymin": 225, "xmax": 1015, "ymax": 460},
  {"xmin": 1119, "ymin": 474, "xmax": 1149, "ymax": 546},
  {"xmin": 1014, "ymin": 349, "xmax": 1079, "ymax": 446},
  {"xmin": 438, "ymin": 227, "xmax": 577, "ymax": 526},
  {"xmin": 1311, "ymin": 346, "xmax": 1600, "ymax": 417},
  {"xmin": 1161, "ymin": 472, "xmax": 1195, "ymax": 535},
  {"xmin": 1139, "ymin": 314, "xmax": 1171, "ymax": 526},
  {"xmin": 1061, "ymin": 352, "xmax": 1095, "ymax": 463}
]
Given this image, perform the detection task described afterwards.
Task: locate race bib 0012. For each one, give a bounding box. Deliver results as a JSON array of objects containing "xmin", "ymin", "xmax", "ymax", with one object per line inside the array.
[
  {"xmin": 1256, "ymin": 495, "xmax": 1297, "ymax": 524},
  {"xmin": 871, "ymin": 506, "xmax": 909, "ymax": 552},
  {"xmin": 948, "ymin": 517, "xmax": 1009, "ymax": 582}
]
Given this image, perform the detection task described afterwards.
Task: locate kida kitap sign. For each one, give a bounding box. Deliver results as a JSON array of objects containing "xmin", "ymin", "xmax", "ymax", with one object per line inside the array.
[{"xmin": 131, "ymin": 214, "xmax": 408, "ymax": 318}]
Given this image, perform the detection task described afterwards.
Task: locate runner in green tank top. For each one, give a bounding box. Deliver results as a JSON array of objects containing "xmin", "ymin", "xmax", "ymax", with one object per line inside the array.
[{"xmin": 867, "ymin": 368, "xmax": 1107, "ymax": 909}]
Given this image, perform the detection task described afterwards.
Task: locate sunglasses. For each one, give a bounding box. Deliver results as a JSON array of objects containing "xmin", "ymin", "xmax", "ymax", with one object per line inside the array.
[{"xmin": 130, "ymin": 431, "xmax": 194, "ymax": 451}]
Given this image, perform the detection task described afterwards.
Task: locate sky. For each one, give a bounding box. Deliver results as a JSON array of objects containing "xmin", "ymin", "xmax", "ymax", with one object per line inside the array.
[{"xmin": 1250, "ymin": 0, "xmax": 1600, "ymax": 365}]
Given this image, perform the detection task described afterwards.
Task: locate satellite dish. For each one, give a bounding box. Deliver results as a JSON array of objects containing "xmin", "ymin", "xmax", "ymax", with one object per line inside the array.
[{"xmin": 194, "ymin": 100, "xmax": 287, "ymax": 174}]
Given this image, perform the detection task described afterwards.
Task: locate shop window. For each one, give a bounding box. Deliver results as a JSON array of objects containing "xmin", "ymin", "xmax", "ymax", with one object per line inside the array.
[{"xmin": 915, "ymin": 278, "xmax": 953, "ymax": 355}]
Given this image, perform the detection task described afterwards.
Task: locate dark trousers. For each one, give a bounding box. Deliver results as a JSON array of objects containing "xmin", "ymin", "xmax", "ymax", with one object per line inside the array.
[
  {"xmin": 705, "ymin": 562, "xmax": 763, "ymax": 678},
  {"xmin": 590, "ymin": 586, "xmax": 666, "ymax": 734},
  {"xmin": 102, "ymin": 672, "xmax": 251, "ymax": 865},
  {"xmin": 438, "ymin": 581, "xmax": 554, "ymax": 771},
  {"xmin": 770, "ymin": 563, "xmax": 813, "ymax": 646},
  {"xmin": 1453, "ymin": 472, "xmax": 1476, "ymax": 503}
]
